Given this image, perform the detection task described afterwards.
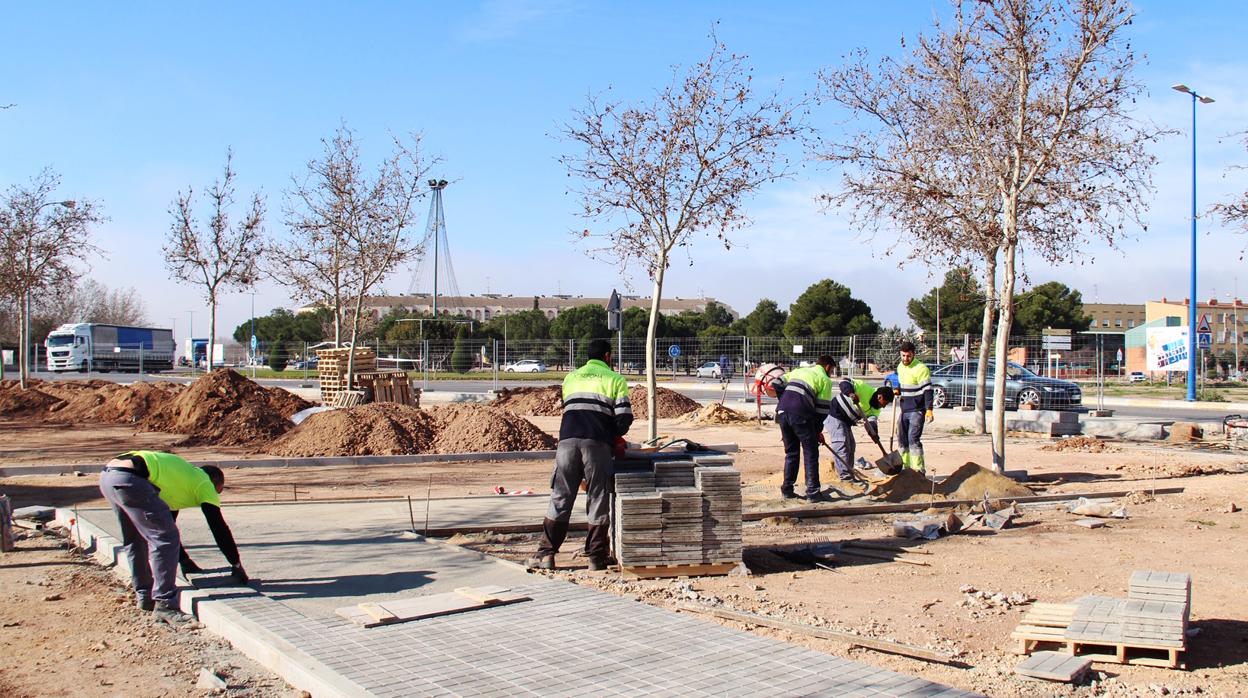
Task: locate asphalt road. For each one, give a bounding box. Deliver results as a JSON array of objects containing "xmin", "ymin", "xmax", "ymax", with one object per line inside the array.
[{"xmin": 19, "ymin": 370, "xmax": 1240, "ymax": 422}]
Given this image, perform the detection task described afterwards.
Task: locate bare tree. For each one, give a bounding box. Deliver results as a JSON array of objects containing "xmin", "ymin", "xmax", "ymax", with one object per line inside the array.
[
  {"xmin": 275, "ymin": 125, "xmax": 428, "ymax": 385},
  {"xmin": 819, "ymin": 0, "xmax": 1161, "ymax": 471},
  {"xmin": 1216, "ymin": 131, "xmax": 1248, "ymax": 260},
  {"xmin": 561, "ymin": 34, "xmax": 805, "ymax": 441},
  {"xmin": 44, "ymin": 279, "xmax": 149, "ymax": 326},
  {"xmin": 0, "ymin": 169, "xmax": 103, "ymax": 387},
  {"xmin": 165, "ymin": 150, "xmax": 265, "ymax": 362}
]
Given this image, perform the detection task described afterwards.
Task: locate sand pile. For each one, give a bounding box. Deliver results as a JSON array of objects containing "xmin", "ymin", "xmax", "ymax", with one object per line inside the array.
[
  {"xmin": 491, "ymin": 385, "xmax": 563, "ymax": 416},
  {"xmin": 1041, "ymin": 436, "xmax": 1122, "ymax": 454},
  {"xmin": 0, "ymin": 382, "xmax": 64, "ymax": 417},
  {"xmin": 267, "ymin": 402, "xmax": 555, "ymax": 457},
  {"xmin": 870, "ymin": 462, "xmax": 1033, "ymax": 503},
  {"xmin": 429, "ymin": 404, "xmax": 557, "ymax": 453},
  {"xmin": 144, "ymin": 370, "xmax": 311, "ymax": 446},
  {"xmin": 679, "ymin": 402, "xmax": 753, "ymax": 425},
  {"xmin": 628, "ymin": 385, "xmax": 701, "ymax": 419},
  {"xmin": 47, "ymin": 380, "xmax": 184, "ymax": 423},
  {"xmin": 268, "ymin": 403, "xmax": 439, "ymax": 456}
]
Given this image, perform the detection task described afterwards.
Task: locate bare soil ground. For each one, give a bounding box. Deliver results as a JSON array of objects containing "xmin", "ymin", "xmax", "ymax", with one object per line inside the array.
[
  {"xmin": 3, "ymin": 411, "xmax": 1247, "ymax": 696},
  {"xmin": 0, "ymin": 530, "xmax": 302, "ymax": 698}
]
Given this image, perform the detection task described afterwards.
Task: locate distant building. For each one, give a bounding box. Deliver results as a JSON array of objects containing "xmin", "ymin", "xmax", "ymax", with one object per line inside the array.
[
  {"xmin": 297, "ymin": 293, "xmax": 737, "ymax": 323},
  {"xmin": 1084, "ymin": 303, "xmax": 1147, "ymax": 332},
  {"xmin": 1145, "ymin": 297, "xmax": 1248, "ymax": 352}
]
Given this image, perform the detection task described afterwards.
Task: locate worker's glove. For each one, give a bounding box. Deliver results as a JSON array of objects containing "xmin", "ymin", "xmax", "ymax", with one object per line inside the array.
[
  {"xmin": 925, "ymin": 409, "xmax": 934, "ymax": 424},
  {"xmin": 817, "ymin": 431, "xmax": 827, "ymax": 446},
  {"xmin": 230, "ymin": 564, "xmax": 249, "ymax": 584},
  {"xmin": 612, "ymin": 436, "xmax": 627, "ymax": 459},
  {"xmin": 179, "ymin": 558, "xmax": 203, "ymax": 575}
]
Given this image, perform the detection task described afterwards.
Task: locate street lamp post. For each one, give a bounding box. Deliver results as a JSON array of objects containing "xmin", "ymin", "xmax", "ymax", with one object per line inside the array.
[{"xmin": 1173, "ymin": 84, "xmax": 1214, "ymax": 401}]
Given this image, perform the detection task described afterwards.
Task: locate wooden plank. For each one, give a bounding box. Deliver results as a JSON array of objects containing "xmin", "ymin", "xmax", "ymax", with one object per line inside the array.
[
  {"xmin": 677, "ymin": 604, "xmax": 957, "ymax": 665},
  {"xmin": 358, "ymin": 602, "xmax": 398, "ymax": 623},
  {"xmin": 454, "ymin": 587, "xmax": 503, "ymax": 604},
  {"xmin": 835, "ymin": 548, "xmax": 930, "ymax": 567},
  {"xmin": 841, "ymin": 539, "xmax": 932, "ymax": 555},
  {"xmin": 620, "ymin": 562, "xmax": 737, "ymax": 579},
  {"xmin": 336, "ymin": 588, "xmax": 530, "ymax": 627}
]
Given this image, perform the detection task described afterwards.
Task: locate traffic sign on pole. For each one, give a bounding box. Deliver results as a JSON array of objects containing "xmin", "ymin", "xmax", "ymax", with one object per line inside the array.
[
  {"xmin": 668, "ymin": 344, "xmax": 681, "ymax": 359},
  {"xmin": 1196, "ymin": 314, "xmax": 1212, "ymax": 334}
]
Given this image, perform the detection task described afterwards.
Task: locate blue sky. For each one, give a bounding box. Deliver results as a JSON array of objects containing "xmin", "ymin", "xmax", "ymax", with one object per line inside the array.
[{"xmin": 3, "ymin": 1, "xmax": 1246, "ymax": 340}]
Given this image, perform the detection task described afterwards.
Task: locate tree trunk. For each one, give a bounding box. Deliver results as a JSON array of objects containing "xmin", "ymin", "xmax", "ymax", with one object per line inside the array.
[
  {"xmin": 18, "ymin": 292, "xmax": 30, "ymax": 389},
  {"xmin": 208, "ymin": 296, "xmax": 217, "ymax": 373},
  {"xmin": 644, "ymin": 259, "xmax": 668, "ymax": 443},
  {"xmin": 974, "ymin": 249, "xmax": 998, "ymax": 434},
  {"xmin": 345, "ymin": 292, "xmax": 366, "ymax": 390},
  {"xmin": 990, "ymin": 239, "xmax": 1018, "ymax": 473}
]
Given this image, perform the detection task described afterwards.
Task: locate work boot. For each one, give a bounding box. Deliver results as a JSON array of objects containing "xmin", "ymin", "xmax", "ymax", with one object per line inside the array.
[
  {"xmin": 524, "ymin": 554, "xmax": 555, "ymax": 571},
  {"xmin": 152, "ymin": 600, "xmax": 189, "ymax": 625},
  {"xmin": 804, "ymin": 491, "xmax": 834, "ymax": 504},
  {"xmin": 779, "ymin": 488, "xmax": 798, "ymax": 500},
  {"xmin": 136, "ymin": 596, "xmax": 155, "ymax": 612},
  {"xmin": 587, "ymin": 557, "xmax": 611, "ymax": 572}
]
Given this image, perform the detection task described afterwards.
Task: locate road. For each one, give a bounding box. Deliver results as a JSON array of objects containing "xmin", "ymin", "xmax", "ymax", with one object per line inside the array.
[{"xmin": 20, "ymin": 370, "xmax": 1241, "ymax": 422}]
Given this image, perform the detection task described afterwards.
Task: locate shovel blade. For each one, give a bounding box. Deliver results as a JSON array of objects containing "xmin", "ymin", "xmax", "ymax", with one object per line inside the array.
[{"xmin": 875, "ymin": 451, "xmax": 903, "ymax": 475}]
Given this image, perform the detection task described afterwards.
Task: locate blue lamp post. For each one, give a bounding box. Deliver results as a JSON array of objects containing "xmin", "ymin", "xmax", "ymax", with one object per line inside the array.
[{"xmin": 1172, "ymin": 84, "xmax": 1215, "ymax": 401}]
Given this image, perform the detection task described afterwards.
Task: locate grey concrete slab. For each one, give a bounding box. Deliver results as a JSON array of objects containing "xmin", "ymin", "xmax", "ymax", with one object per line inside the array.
[{"xmin": 70, "ymin": 502, "xmax": 977, "ymax": 698}]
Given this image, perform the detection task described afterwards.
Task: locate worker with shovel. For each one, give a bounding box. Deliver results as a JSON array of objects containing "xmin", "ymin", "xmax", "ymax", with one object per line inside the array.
[
  {"xmin": 771, "ymin": 355, "xmax": 836, "ymax": 502},
  {"xmin": 99, "ymin": 451, "xmax": 247, "ymax": 624},
  {"xmin": 896, "ymin": 341, "xmax": 934, "ymax": 472},
  {"xmin": 823, "ymin": 378, "xmax": 894, "ymax": 485}
]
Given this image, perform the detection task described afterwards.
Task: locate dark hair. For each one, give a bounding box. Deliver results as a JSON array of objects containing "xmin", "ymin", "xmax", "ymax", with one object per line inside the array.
[
  {"xmin": 587, "ymin": 339, "xmax": 612, "ymax": 362},
  {"xmin": 201, "ymin": 465, "xmax": 225, "ymax": 489},
  {"xmin": 815, "ymin": 355, "xmax": 835, "ymax": 369},
  {"xmin": 898, "ymin": 341, "xmax": 916, "ymax": 353},
  {"xmin": 874, "ymin": 386, "xmax": 895, "ymax": 403}
]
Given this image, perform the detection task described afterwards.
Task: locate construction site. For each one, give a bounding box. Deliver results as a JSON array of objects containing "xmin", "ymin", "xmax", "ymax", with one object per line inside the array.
[{"xmin": 2, "ymin": 357, "xmax": 1246, "ymax": 698}]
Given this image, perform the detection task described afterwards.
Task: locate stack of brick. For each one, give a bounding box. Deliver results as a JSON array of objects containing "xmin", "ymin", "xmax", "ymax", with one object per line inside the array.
[
  {"xmin": 654, "ymin": 460, "xmax": 696, "ymax": 488},
  {"xmin": 614, "ymin": 492, "xmax": 664, "ymax": 566},
  {"xmin": 1122, "ymin": 571, "xmax": 1191, "ymax": 649},
  {"xmin": 695, "ymin": 466, "xmax": 742, "ymax": 564},
  {"xmin": 659, "ymin": 487, "xmax": 704, "ymax": 564}
]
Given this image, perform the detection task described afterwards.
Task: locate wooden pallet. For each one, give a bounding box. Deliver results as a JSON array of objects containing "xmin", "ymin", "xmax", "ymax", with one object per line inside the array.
[
  {"xmin": 1011, "ymin": 603, "xmax": 1076, "ymax": 655},
  {"xmin": 620, "ymin": 561, "xmax": 738, "ymax": 579},
  {"xmin": 1068, "ymin": 640, "xmax": 1185, "ymax": 669}
]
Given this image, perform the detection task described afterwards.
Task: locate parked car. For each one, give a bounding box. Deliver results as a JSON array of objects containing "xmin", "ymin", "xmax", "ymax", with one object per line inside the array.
[
  {"xmin": 504, "ymin": 359, "xmax": 547, "ymax": 373},
  {"xmin": 929, "ymin": 361, "xmax": 1082, "ymax": 410},
  {"xmin": 1127, "ymin": 371, "xmax": 1147, "ymax": 383},
  {"xmin": 289, "ymin": 358, "xmax": 319, "ymax": 370},
  {"xmin": 695, "ymin": 361, "xmax": 722, "ymax": 379}
]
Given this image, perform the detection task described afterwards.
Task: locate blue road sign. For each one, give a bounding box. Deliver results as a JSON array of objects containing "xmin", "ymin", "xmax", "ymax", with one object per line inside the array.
[
  {"xmin": 1198, "ymin": 332, "xmax": 1212, "ymax": 349},
  {"xmin": 250, "ymin": 334, "xmax": 258, "ymax": 352},
  {"xmin": 668, "ymin": 344, "xmax": 681, "ymax": 359}
]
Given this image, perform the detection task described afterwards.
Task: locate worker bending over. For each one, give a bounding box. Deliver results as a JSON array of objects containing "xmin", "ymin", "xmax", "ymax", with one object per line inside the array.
[
  {"xmin": 824, "ymin": 378, "xmax": 894, "ymax": 483},
  {"xmin": 99, "ymin": 450, "xmax": 247, "ymax": 623},
  {"xmin": 896, "ymin": 341, "xmax": 934, "ymax": 471},
  {"xmin": 526, "ymin": 339, "xmax": 632, "ymax": 571},
  {"xmin": 771, "ymin": 355, "xmax": 835, "ymax": 502}
]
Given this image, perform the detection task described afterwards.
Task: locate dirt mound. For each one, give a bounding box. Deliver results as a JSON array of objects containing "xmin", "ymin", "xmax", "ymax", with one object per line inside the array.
[
  {"xmin": 48, "ymin": 381, "xmax": 184, "ymax": 424},
  {"xmin": 429, "ymin": 404, "xmax": 557, "ymax": 453},
  {"xmin": 144, "ymin": 370, "xmax": 311, "ymax": 446},
  {"xmin": 267, "ymin": 402, "xmax": 555, "ymax": 456},
  {"xmin": 1041, "ymin": 436, "xmax": 1121, "ymax": 454},
  {"xmin": 1168, "ymin": 422, "xmax": 1203, "ymax": 443},
  {"xmin": 491, "ymin": 385, "xmax": 563, "ymax": 416},
  {"xmin": 267, "ymin": 402, "xmax": 439, "ymax": 456},
  {"xmin": 629, "ymin": 385, "xmax": 701, "ymax": 419},
  {"xmin": 870, "ymin": 462, "xmax": 1033, "ymax": 503},
  {"xmin": 680, "ymin": 402, "xmax": 753, "ymax": 425},
  {"xmin": 0, "ymin": 382, "xmax": 64, "ymax": 417}
]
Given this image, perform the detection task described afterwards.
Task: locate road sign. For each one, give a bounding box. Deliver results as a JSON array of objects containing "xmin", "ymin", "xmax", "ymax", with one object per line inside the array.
[
  {"xmin": 1197, "ymin": 314, "xmax": 1212, "ymax": 334},
  {"xmin": 605, "ymin": 290, "xmax": 622, "ymax": 331},
  {"xmin": 250, "ymin": 334, "xmax": 258, "ymax": 352},
  {"xmin": 668, "ymin": 344, "xmax": 681, "ymax": 358},
  {"xmin": 1198, "ymin": 332, "xmax": 1212, "ymax": 349},
  {"xmin": 1116, "ymin": 348, "xmax": 1123, "ymax": 363}
]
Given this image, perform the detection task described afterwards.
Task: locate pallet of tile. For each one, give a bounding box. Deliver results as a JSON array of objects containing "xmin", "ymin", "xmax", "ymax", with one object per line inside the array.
[
  {"xmin": 1066, "ymin": 641, "xmax": 1185, "ymax": 669},
  {"xmin": 619, "ymin": 561, "xmax": 738, "ymax": 579},
  {"xmin": 1128, "ymin": 571, "xmax": 1191, "ymax": 608},
  {"xmin": 1010, "ymin": 603, "xmax": 1077, "ymax": 654},
  {"xmin": 654, "ymin": 460, "xmax": 696, "ymax": 488}
]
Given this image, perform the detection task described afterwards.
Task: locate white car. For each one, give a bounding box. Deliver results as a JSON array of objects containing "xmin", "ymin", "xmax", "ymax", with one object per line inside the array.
[
  {"xmin": 504, "ymin": 359, "xmax": 547, "ymax": 373},
  {"xmin": 695, "ymin": 361, "xmax": 722, "ymax": 379},
  {"xmin": 1127, "ymin": 371, "xmax": 1147, "ymax": 383}
]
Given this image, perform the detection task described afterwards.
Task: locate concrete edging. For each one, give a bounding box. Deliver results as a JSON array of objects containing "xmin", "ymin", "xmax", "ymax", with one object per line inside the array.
[{"xmin": 54, "ymin": 508, "xmax": 371, "ymax": 698}]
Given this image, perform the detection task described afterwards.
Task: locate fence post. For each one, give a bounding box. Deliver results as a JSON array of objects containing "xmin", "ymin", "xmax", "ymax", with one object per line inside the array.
[
  {"xmin": 962, "ymin": 333, "xmax": 970, "ymax": 408},
  {"xmin": 139, "ymin": 345, "xmax": 144, "ymax": 376},
  {"xmin": 493, "ymin": 339, "xmax": 499, "ymax": 391},
  {"xmin": 848, "ymin": 336, "xmax": 856, "ymax": 378},
  {"xmin": 568, "ymin": 339, "xmax": 574, "ymax": 371},
  {"xmin": 422, "ymin": 339, "xmax": 429, "ymax": 391}
]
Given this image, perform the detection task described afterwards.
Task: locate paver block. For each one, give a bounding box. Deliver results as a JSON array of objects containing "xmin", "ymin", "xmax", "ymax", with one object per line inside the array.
[{"xmin": 1014, "ymin": 651, "xmax": 1093, "ymax": 683}]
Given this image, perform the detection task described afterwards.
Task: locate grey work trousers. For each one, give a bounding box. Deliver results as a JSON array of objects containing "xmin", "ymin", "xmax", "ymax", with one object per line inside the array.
[
  {"xmin": 898, "ymin": 410, "xmax": 927, "ymax": 471},
  {"xmin": 822, "ymin": 417, "xmax": 856, "ymax": 480},
  {"xmin": 99, "ymin": 468, "xmax": 181, "ymax": 605},
  {"xmin": 544, "ymin": 438, "xmax": 614, "ymax": 526}
]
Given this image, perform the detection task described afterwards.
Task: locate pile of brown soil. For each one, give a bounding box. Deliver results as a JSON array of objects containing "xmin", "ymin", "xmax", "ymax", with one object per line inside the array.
[
  {"xmin": 629, "ymin": 385, "xmax": 701, "ymax": 419},
  {"xmin": 267, "ymin": 402, "xmax": 439, "ymax": 456},
  {"xmin": 1041, "ymin": 436, "xmax": 1122, "ymax": 454},
  {"xmin": 0, "ymin": 382, "xmax": 64, "ymax": 417},
  {"xmin": 870, "ymin": 462, "xmax": 1033, "ymax": 503},
  {"xmin": 143, "ymin": 370, "xmax": 312, "ymax": 447},
  {"xmin": 47, "ymin": 380, "xmax": 184, "ymax": 424},
  {"xmin": 430, "ymin": 404, "xmax": 557, "ymax": 453},
  {"xmin": 679, "ymin": 402, "xmax": 753, "ymax": 425},
  {"xmin": 267, "ymin": 402, "xmax": 555, "ymax": 456},
  {"xmin": 1168, "ymin": 422, "xmax": 1203, "ymax": 443},
  {"xmin": 491, "ymin": 385, "xmax": 563, "ymax": 416}
]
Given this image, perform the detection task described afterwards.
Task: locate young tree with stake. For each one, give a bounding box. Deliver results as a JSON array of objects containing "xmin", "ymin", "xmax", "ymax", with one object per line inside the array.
[{"xmin": 561, "ymin": 33, "xmax": 805, "ymax": 441}]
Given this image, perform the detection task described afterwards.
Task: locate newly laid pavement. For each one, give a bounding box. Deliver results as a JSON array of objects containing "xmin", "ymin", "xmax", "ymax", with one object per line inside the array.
[{"xmin": 71, "ymin": 500, "xmax": 977, "ymax": 697}]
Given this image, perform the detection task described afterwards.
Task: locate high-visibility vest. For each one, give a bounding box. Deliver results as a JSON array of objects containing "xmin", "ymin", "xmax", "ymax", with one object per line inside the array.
[
  {"xmin": 897, "ymin": 360, "xmax": 933, "ymax": 413},
  {"xmin": 560, "ymin": 359, "xmax": 633, "ymax": 442}
]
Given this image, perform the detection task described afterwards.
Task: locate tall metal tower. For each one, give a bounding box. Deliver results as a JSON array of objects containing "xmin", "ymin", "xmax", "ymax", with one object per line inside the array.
[{"xmin": 407, "ymin": 179, "xmax": 461, "ymax": 317}]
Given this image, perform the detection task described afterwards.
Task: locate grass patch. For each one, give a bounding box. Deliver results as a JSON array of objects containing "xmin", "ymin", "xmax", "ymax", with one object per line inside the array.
[
  {"xmin": 1187, "ymin": 519, "xmax": 1218, "ymax": 527},
  {"xmin": 947, "ymin": 426, "xmax": 974, "ymax": 435}
]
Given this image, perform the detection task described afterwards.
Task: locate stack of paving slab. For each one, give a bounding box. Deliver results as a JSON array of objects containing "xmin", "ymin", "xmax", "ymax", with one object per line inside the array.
[
  {"xmin": 1063, "ymin": 571, "xmax": 1191, "ymax": 651},
  {"xmin": 1006, "ymin": 409, "xmax": 1081, "ymax": 437},
  {"xmin": 613, "ymin": 456, "xmax": 743, "ymax": 569}
]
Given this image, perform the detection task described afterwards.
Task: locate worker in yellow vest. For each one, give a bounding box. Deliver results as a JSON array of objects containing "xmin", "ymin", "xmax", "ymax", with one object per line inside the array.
[{"xmin": 896, "ymin": 341, "xmax": 934, "ymax": 471}]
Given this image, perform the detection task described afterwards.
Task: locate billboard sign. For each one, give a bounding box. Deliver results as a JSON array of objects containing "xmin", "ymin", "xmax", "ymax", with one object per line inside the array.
[{"xmin": 1145, "ymin": 327, "xmax": 1189, "ymax": 372}]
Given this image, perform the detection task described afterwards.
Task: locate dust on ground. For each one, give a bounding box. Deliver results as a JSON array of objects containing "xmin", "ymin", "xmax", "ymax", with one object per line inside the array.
[
  {"xmin": 266, "ymin": 402, "xmax": 555, "ymax": 457},
  {"xmin": 1042, "ymin": 436, "xmax": 1123, "ymax": 454},
  {"xmin": 0, "ymin": 529, "xmax": 299, "ymax": 698}
]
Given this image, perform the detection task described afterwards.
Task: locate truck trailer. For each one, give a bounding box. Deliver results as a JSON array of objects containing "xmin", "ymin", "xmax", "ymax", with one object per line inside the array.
[{"xmin": 45, "ymin": 323, "xmax": 176, "ymax": 373}]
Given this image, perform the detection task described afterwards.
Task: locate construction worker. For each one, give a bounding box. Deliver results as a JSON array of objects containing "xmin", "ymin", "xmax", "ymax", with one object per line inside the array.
[
  {"xmin": 896, "ymin": 341, "xmax": 934, "ymax": 471},
  {"xmin": 770, "ymin": 355, "xmax": 836, "ymax": 502},
  {"xmin": 526, "ymin": 339, "xmax": 632, "ymax": 571},
  {"xmin": 99, "ymin": 451, "xmax": 247, "ymax": 623},
  {"xmin": 824, "ymin": 378, "xmax": 894, "ymax": 483}
]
